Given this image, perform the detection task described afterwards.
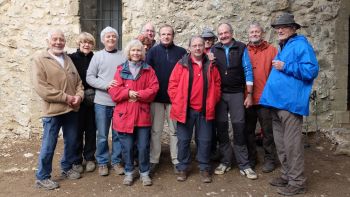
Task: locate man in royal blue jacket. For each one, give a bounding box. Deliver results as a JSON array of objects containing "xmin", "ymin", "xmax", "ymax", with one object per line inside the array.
[{"xmin": 260, "ymin": 13, "xmax": 319, "ymax": 196}]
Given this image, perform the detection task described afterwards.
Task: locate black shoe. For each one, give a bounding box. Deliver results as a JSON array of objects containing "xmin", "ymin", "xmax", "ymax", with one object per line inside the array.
[
  {"xmin": 277, "ymin": 184, "xmax": 306, "ymax": 196},
  {"xmin": 262, "ymin": 161, "xmax": 275, "ymax": 173},
  {"xmin": 149, "ymin": 163, "xmax": 159, "ymax": 175},
  {"xmin": 177, "ymin": 171, "xmax": 187, "ymax": 182},
  {"xmin": 270, "ymin": 177, "xmax": 288, "ymax": 187},
  {"xmin": 200, "ymin": 171, "xmax": 212, "ymax": 183}
]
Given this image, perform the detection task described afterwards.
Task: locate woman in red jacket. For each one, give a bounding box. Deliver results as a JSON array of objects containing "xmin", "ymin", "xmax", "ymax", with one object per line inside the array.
[
  {"xmin": 168, "ymin": 36, "xmax": 221, "ymax": 183},
  {"xmin": 108, "ymin": 39, "xmax": 159, "ymax": 186}
]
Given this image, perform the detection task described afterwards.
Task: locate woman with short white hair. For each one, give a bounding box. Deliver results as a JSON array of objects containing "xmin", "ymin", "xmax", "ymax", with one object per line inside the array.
[
  {"xmin": 86, "ymin": 26, "xmax": 126, "ymax": 176},
  {"xmin": 108, "ymin": 39, "xmax": 159, "ymax": 186}
]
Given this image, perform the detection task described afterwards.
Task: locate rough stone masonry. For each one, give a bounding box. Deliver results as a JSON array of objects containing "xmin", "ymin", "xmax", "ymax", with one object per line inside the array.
[{"xmin": 0, "ymin": 0, "xmax": 349, "ymax": 147}]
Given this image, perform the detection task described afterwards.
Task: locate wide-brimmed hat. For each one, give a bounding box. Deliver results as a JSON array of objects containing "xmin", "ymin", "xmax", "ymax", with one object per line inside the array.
[
  {"xmin": 271, "ymin": 13, "xmax": 301, "ymax": 29},
  {"xmin": 201, "ymin": 28, "xmax": 217, "ymax": 39}
]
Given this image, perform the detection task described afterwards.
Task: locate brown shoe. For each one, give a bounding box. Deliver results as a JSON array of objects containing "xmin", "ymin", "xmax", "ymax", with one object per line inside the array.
[
  {"xmin": 177, "ymin": 171, "xmax": 187, "ymax": 182},
  {"xmin": 98, "ymin": 165, "xmax": 109, "ymax": 176},
  {"xmin": 113, "ymin": 163, "xmax": 124, "ymax": 175},
  {"xmin": 270, "ymin": 177, "xmax": 288, "ymax": 187},
  {"xmin": 200, "ymin": 171, "xmax": 212, "ymax": 183}
]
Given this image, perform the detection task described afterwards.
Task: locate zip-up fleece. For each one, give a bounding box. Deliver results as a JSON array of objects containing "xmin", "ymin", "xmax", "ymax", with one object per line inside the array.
[
  {"xmin": 146, "ymin": 43, "xmax": 187, "ymax": 103},
  {"xmin": 31, "ymin": 50, "xmax": 84, "ymax": 117}
]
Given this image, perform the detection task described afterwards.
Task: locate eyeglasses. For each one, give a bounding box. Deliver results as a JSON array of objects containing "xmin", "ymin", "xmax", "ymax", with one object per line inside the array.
[{"xmin": 80, "ymin": 41, "xmax": 93, "ymax": 45}]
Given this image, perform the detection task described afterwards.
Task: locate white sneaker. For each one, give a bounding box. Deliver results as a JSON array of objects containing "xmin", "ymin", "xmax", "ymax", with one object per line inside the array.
[
  {"xmin": 214, "ymin": 163, "xmax": 231, "ymax": 175},
  {"xmin": 240, "ymin": 168, "xmax": 258, "ymax": 180}
]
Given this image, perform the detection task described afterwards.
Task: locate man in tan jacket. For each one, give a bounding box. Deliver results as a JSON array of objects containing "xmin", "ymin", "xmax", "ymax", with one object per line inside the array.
[{"xmin": 32, "ymin": 29, "xmax": 84, "ymax": 190}]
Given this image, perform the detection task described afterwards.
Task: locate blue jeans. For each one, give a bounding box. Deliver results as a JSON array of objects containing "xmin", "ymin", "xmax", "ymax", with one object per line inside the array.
[
  {"xmin": 94, "ymin": 104, "xmax": 122, "ymax": 166},
  {"xmin": 176, "ymin": 109, "xmax": 212, "ymax": 172},
  {"xmin": 118, "ymin": 127, "xmax": 150, "ymax": 174},
  {"xmin": 36, "ymin": 111, "xmax": 79, "ymax": 180}
]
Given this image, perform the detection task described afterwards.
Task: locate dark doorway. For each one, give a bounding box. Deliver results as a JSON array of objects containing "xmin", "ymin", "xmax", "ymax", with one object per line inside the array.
[{"xmin": 80, "ymin": 0, "xmax": 123, "ymax": 50}]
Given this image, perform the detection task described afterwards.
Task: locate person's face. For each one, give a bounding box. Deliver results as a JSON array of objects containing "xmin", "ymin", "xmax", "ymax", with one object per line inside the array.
[
  {"xmin": 159, "ymin": 27, "xmax": 174, "ymax": 46},
  {"xmin": 189, "ymin": 37, "xmax": 205, "ymax": 59},
  {"xmin": 102, "ymin": 32, "xmax": 117, "ymax": 50},
  {"xmin": 204, "ymin": 37, "xmax": 215, "ymax": 49},
  {"xmin": 248, "ymin": 26, "xmax": 263, "ymax": 44},
  {"xmin": 79, "ymin": 40, "xmax": 94, "ymax": 55},
  {"xmin": 274, "ymin": 25, "xmax": 296, "ymax": 42},
  {"xmin": 143, "ymin": 23, "xmax": 155, "ymax": 40},
  {"xmin": 47, "ymin": 32, "xmax": 65, "ymax": 56},
  {"xmin": 129, "ymin": 46, "xmax": 143, "ymax": 62},
  {"xmin": 218, "ymin": 24, "xmax": 233, "ymax": 45}
]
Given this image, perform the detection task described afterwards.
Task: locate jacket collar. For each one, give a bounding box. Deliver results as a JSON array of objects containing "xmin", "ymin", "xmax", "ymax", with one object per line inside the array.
[
  {"xmin": 178, "ymin": 53, "xmax": 211, "ymax": 69},
  {"xmin": 247, "ymin": 40, "xmax": 269, "ymax": 52},
  {"xmin": 159, "ymin": 42, "xmax": 175, "ymax": 49},
  {"xmin": 120, "ymin": 61, "xmax": 150, "ymax": 80}
]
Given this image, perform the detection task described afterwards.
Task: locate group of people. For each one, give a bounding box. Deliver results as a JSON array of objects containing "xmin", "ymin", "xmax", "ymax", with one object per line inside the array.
[{"xmin": 31, "ymin": 12, "xmax": 319, "ymax": 196}]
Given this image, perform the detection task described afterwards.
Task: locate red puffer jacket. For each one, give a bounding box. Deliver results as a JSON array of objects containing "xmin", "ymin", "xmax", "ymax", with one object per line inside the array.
[
  {"xmin": 168, "ymin": 54, "xmax": 221, "ymax": 123},
  {"xmin": 108, "ymin": 61, "xmax": 159, "ymax": 133}
]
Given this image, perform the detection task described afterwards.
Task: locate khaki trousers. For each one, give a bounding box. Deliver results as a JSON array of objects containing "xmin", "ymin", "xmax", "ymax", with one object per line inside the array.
[{"xmin": 150, "ymin": 102, "xmax": 178, "ymax": 165}]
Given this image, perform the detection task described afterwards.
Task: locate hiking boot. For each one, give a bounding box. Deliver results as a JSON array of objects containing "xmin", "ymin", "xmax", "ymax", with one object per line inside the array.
[
  {"xmin": 270, "ymin": 177, "xmax": 288, "ymax": 187},
  {"xmin": 140, "ymin": 174, "xmax": 152, "ymax": 186},
  {"xmin": 85, "ymin": 161, "xmax": 96, "ymax": 172},
  {"xmin": 262, "ymin": 161, "xmax": 275, "ymax": 173},
  {"xmin": 61, "ymin": 169, "xmax": 81, "ymax": 179},
  {"xmin": 149, "ymin": 163, "xmax": 159, "ymax": 175},
  {"xmin": 123, "ymin": 173, "xmax": 135, "ymax": 186},
  {"xmin": 277, "ymin": 184, "xmax": 306, "ymax": 196},
  {"xmin": 240, "ymin": 168, "xmax": 258, "ymax": 180},
  {"xmin": 214, "ymin": 163, "xmax": 231, "ymax": 175},
  {"xmin": 200, "ymin": 171, "xmax": 212, "ymax": 183},
  {"xmin": 35, "ymin": 179, "xmax": 59, "ymax": 190},
  {"xmin": 98, "ymin": 165, "xmax": 109, "ymax": 176},
  {"xmin": 72, "ymin": 164, "xmax": 84, "ymax": 173},
  {"xmin": 177, "ymin": 171, "xmax": 188, "ymax": 182},
  {"xmin": 113, "ymin": 163, "xmax": 124, "ymax": 175}
]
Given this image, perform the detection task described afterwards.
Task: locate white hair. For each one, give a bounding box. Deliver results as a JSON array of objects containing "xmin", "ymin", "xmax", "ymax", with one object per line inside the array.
[
  {"xmin": 100, "ymin": 26, "xmax": 119, "ymax": 43},
  {"xmin": 47, "ymin": 29, "xmax": 65, "ymax": 40}
]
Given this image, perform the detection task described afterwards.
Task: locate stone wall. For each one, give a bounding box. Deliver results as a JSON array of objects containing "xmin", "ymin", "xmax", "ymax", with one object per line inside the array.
[{"xmin": 0, "ymin": 0, "xmax": 348, "ymax": 139}]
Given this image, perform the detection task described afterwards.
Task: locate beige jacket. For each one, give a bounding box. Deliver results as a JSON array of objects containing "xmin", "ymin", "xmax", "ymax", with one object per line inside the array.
[{"xmin": 31, "ymin": 50, "xmax": 84, "ymax": 117}]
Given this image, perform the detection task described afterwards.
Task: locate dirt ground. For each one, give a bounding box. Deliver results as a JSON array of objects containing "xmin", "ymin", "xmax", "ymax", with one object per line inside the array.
[{"xmin": 0, "ymin": 133, "xmax": 349, "ymax": 197}]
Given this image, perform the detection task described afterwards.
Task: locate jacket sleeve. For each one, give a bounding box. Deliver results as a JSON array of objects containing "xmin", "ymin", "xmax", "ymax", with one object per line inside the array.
[
  {"xmin": 108, "ymin": 68, "xmax": 130, "ymax": 102},
  {"xmin": 86, "ymin": 55, "xmax": 109, "ymax": 90},
  {"xmin": 31, "ymin": 55, "xmax": 67, "ymax": 103},
  {"xmin": 242, "ymin": 48, "xmax": 254, "ymax": 85},
  {"xmin": 213, "ymin": 66, "xmax": 221, "ymax": 104},
  {"xmin": 281, "ymin": 42, "xmax": 319, "ymax": 81},
  {"xmin": 137, "ymin": 68, "xmax": 159, "ymax": 103},
  {"xmin": 167, "ymin": 63, "xmax": 181, "ymax": 104}
]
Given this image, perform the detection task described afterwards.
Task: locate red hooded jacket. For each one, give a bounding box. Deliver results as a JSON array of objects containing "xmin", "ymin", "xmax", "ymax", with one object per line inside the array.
[
  {"xmin": 168, "ymin": 54, "xmax": 221, "ymax": 123},
  {"xmin": 108, "ymin": 62, "xmax": 159, "ymax": 133}
]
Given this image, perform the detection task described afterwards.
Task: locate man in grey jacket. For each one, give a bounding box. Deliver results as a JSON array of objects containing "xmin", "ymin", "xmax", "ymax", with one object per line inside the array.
[{"xmin": 86, "ymin": 26, "xmax": 126, "ymax": 176}]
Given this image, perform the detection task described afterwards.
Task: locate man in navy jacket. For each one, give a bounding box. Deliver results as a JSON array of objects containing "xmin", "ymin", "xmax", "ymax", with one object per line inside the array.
[{"xmin": 146, "ymin": 24, "xmax": 187, "ymax": 175}]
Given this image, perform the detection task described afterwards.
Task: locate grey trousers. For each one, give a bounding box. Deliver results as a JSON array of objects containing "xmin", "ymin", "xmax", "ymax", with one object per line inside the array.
[
  {"xmin": 271, "ymin": 109, "xmax": 306, "ymax": 188},
  {"xmin": 216, "ymin": 92, "xmax": 250, "ymax": 170}
]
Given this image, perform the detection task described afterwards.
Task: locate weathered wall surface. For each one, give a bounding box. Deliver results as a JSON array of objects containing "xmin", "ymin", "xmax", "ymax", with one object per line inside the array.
[
  {"xmin": 0, "ymin": 0, "xmax": 80, "ymax": 138},
  {"xmin": 0, "ymin": 0, "xmax": 348, "ymax": 139}
]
